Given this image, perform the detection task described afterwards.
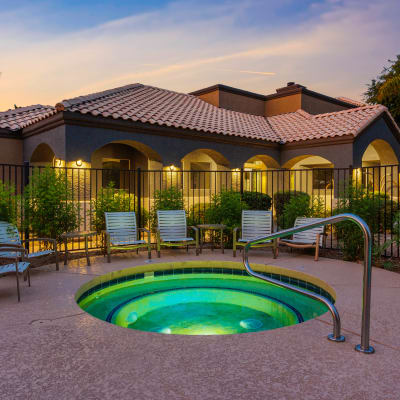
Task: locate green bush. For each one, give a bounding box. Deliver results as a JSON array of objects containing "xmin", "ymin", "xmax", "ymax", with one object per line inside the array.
[
  {"xmin": 279, "ymin": 195, "xmax": 326, "ymax": 229},
  {"xmin": 273, "ymin": 191, "xmax": 309, "ymax": 219},
  {"xmin": 187, "ymin": 203, "xmax": 210, "ymax": 226},
  {"xmin": 279, "ymin": 194, "xmax": 310, "ymax": 229},
  {"xmin": 241, "ymin": 191, "xmax": 272, "ymax": 210},
  {"xmin": 24, "ymin": 167, "xmax": 80, "ymax": 242},
  {"xmin": 0, "ymin": 180, "xmax": 19, "ymax": 225},
  {"xmin": 150, "ymin": 186, "xmax": 185, "ymax": 229},
  {"xmin": 91, "ymin": 182, "xmax": 147, "ymax": 233},
  {"xmin": 333, "ymin": 183, "xmax": 392, "ymax": 260},
  {"xmin": 205, "ymin": 190, "xmax": 248, "ymax": 247}
]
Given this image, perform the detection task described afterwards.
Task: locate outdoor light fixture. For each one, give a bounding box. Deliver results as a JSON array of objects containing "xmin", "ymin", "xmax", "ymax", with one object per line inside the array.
[
  {"xmin": 169, "ymin": 165, "xmax": 175, "ymax": 171},
  {"xmin": 76, "ymin": 159, "xmax": 83, "ymax": 167},
  {"xmin": 55, "ymin": 159, "xmax": 63, "ymax": 167}
]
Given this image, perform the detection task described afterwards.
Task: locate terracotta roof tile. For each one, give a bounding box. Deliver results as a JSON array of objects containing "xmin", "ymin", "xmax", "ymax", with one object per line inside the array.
[
  {"xmin": 0, "ymin": 105, "xmax": 56, "ymax": 131},
  {"xmin": 268, "ymin": 105, "xmax": 389, "ymax": 142},
  {"xmin": 55, "ymin": 84, "xmax": 281, "ymax": 142},
  {"xmin": 336, "ymin": 97, "xmax": 366, "ymax": 107},
  {"xmin": 2, "ymin": 84, "xmax": 397, "ymax": 144}
]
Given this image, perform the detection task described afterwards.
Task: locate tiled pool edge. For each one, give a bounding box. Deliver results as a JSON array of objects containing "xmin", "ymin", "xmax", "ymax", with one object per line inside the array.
[{"xmin": 75, "ymin": 261, "xmax": 336, "ymax": 304}]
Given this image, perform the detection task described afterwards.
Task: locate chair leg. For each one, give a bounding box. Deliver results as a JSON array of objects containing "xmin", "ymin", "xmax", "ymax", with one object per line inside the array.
[
  {"xmin": 157, "ymin": 250, "xmax": 161, "ymax": 258},
  {"xmin": 315, "ymin": 245, "xmax": 319, "ymax": 261},
  {"xmin": 27, "ymin": 268, "xmax": 31, "ymax": 287},
  {"xmin": 107, "ymin": 246, "xmax": 111, "ymax": 263},
  {"xmin": 15, "ymin": 270, "xmax": 20, "ymax": 302}
]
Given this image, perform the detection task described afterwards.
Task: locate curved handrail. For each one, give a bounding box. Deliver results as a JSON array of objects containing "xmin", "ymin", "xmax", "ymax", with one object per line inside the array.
[{"xmin": 243, "ymin": 213, "xmax": 374, "ymax": 354}]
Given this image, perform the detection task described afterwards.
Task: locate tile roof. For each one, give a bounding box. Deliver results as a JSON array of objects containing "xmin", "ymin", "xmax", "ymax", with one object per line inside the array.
[
  {"xmin": 55, "ymin": 84, "xmax": 280, "ymax": 142},
  {"xmin": 0, "ymin": 105, "xmax": 56, "ymax": 131},
  {"xmin": 2, "ymin": 84, "xmax": 397, "ymax": 144},
  {"xmin": 268, "ymin": 104, "xmax": 390, "ymax": 142}
]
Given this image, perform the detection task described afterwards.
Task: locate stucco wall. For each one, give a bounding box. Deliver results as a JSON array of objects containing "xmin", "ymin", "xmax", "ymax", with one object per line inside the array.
[
  {"xmin": 0, "ymin": 137, "xmax": 23, "ymax": 164},
  {"xmin": 65, "ymin": 124, "xmax": 280, "ymax": 169},
  {"xmin": 281, "ymin": 142, "xmax": 353, "ymax": 169},
  {"xmin": 196, "ymin": 91, "xmax": 219, "ymax": 107},
  {"xmin": 353, "ymin": 117, "xmax": 400, "ymax": 167},
  {"xmin": 301, "ymin": 94, "xmax": 349, "ymax": 115},
  {"xmin": 219, "ymin": 90, "xmax": 265, "ymax": 116},
  {"xmin": 264, "ymin": 94, "xmax": 302, "ymax": 117},
  {"xmin": 23, "ymin": 125, "xmax": 66, "ymax": 162}
]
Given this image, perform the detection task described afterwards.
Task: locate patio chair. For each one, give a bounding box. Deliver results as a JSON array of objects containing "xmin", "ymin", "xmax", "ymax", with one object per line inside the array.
[
  {"xmin": 233, "ymin": 210, "xmax": 277, "ymax": 258},
  {"xmin": 0, "ymin": 244, "xmax": 31, "ymax": 302},
  {"xmin": 105, "ymin": 212, "xmax": 151, "ymax": 262},
  {"xmin": 0, "ymin": 221, "xmax": 59, "ymax": 270},
  {"xmin": 156, "ymin": 210, "xmax": 199, "ymax": 257},
  {"xmin": 277, "ymin": 217, "xmax": 324, "ymax": 261}
]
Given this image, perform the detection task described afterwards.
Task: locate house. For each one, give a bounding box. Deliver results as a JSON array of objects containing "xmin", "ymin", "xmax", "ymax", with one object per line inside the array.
[{"xmin": 0, "ymin": 81, "xmax": 399, "ymax": 202}]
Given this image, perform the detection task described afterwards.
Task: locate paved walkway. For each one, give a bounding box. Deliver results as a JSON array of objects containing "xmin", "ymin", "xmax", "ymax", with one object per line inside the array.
[{"xmin": 0, "ymin": 249, "xmax": 399, "ymax": 399}]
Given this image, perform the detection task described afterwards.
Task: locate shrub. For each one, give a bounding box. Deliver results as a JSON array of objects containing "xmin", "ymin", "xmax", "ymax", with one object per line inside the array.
[
  {"xmin": 205, "ymin": 190, "xmax": 248, "ymax": 229},
  {"xmin": 187, "ymin": 203, "xmax": 210, "ymax": 226},
  {"xmin": 150, "ymin": 186, "xmax": 185, "ymax": 229},
  {"xmin": 273, "ymin": 191, "xmax": 309, "ymax": 219},
  {"xmin": 333, "ymin": 183, "xmax": 392, "ymax": 260},
  {"xmin": 0, "ymin": 180, "xmax": 19, "ymax": 225},
  {"xmin": 279, "ymin": 193, "xmax": 310, "ymax": 229},
  {"xmin": 91, "ymin": 182, "xmax": 147, "ymax": 233},
  {"xmin": 205, "ymin": 190, "xmax": 248, "ymax": 247},
  {"xmin": 23, "ymin": 167, "xmax": 80, "ymax": 242},
  {"xmin": 241, "ymin": 191, "xmax": 272, "ymax": 210}
]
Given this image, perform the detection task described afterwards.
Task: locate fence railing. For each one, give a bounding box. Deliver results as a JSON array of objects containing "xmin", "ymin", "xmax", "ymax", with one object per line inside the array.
[{"xmin": 0, "ymin": 163, "xmax": 399, "ymax": 257}]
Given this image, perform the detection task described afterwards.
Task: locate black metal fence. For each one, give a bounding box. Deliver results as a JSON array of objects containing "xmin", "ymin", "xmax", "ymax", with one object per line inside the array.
[{"xmin": 1, "ymin": 163, "xmax": 399, "ymax": 256}]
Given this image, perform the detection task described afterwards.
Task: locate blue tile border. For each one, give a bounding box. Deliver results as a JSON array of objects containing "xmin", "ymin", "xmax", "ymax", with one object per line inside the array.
[{"xmin": 77, "ymin": 267, "xmax": 334, "ymax": 304}]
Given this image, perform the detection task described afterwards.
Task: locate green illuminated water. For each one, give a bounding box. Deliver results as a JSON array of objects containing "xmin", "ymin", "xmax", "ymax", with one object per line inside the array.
[{"xmin": 78, "ymin": 273, "xmax": 328, "ymax": 335}]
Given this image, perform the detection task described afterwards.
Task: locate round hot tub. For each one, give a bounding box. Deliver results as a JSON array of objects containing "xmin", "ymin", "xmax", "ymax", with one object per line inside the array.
[{"xmin": 76, "ymin": 262, "xmax": 335, "ymax": 335}]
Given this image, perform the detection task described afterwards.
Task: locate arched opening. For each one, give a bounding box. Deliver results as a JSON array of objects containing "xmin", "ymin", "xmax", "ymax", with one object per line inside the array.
[
  {"xmin": 362, "ymin": 139, "xmax": 398, "ymax": 167},
  {"xmin": 283, "ymin": 155, "xmax": 334, "ymax": 197},
  {"xmin": 30, "ymin": 143, "xmax": 55, "ymax": 166},
  {"xmin": 91, "ymin": 141, "xmax": 163, "ymax": 202},
  {"xmin": 242, "ymin": 155, "xmax": 280, "ymax": 193},
  {"xmin": 181, "ymin": 149, "xmax": 230, "ymax": 192},
  {"xmin": 361, "ymin": 139, "xmax": 399, "ymax": 193}
]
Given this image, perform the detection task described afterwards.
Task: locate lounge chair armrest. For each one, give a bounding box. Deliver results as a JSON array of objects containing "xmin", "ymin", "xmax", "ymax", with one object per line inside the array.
[
  {"xmin": 0, "ymin": 243, "xmax": 23, "ymax": 248},
  {"xmin": 188, "ymin": 226, "xmax": 198, "ymax": 233},
  {"xmin": 0, "ymin": 247, "xmax": 27, "ymax": 255},
  {"xmin": 138, "ymin": 228, "xmax": 151, "ymax": 234},
  {"xmin": 233, "ymin": 227, "xmax": 241, "ymax": 233}
]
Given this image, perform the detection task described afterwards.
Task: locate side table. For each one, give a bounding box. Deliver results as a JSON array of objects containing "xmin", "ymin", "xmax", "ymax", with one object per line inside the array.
[
  {"xmin": 197, "ymin": 224, "xmax": 226, "ymax": 254},
  {"xmin": 61, "ymin": 231, "xmax": 97, "ymax": 266}
]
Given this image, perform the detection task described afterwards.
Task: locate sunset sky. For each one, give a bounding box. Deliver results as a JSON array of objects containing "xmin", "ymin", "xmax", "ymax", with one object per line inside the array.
[{"xmin": 0, "ymin": 0, "xmax": 399, "ymax": 110}]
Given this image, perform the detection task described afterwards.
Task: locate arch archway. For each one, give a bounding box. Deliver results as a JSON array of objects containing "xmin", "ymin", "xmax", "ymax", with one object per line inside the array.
[
  {"xmin": 361, "ymin": 139, "xmax": 399, "ymax": 193},
  {"xmin": 282, "ymin": 155, "xmax": 334, "ymax": 195},
  {"xmin": 30, "ymin": 143, "xmax": 55, "ymax": 166},
  {"xmin": 242, "ymin": 155, "xmax": 280, "ymax": 193},
  {"xmin": 362, "ymin": 139, "xmax": 398, "ymax": 167}
]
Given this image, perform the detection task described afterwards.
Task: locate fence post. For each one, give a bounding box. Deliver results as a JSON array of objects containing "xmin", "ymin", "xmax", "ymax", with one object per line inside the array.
[
  {"xmin": 240, "ymin": 167, "xmax": 244, "ymax": 195},
  {"xmin": 137, "ymin": 167, "xmax": 142, "ymax": 228},
  {"xmin": 23, "ymin": 161, "xmax": 30, "ymax": 251}
]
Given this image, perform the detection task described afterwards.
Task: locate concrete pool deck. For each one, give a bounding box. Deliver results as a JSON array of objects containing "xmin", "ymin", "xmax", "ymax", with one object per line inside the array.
[{"xmin": 0, "ymin": 250, "xmax": 399, "ymax": 400}]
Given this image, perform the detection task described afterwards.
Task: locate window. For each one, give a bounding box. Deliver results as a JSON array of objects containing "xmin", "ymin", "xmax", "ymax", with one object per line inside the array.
[
  {"xmin": 102, "ymin": 158, "xmax": 130, "ymax": 189},
  {"xmin": 312, "ymin": 169, "xmax": 333, "ymax": 190},
  {"xmin": 190, "ymin": 162, "xmax": 210, "ymax": 189}
]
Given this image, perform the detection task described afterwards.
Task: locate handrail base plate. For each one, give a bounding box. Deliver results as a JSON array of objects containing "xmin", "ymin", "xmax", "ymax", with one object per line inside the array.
[
  {"xmin": 355, "ymin": 344, "xmax": 375, "ymax": 354},
  {"xmin": 327, "ymin": 334, "xmax": 345, "ymax": 342}
]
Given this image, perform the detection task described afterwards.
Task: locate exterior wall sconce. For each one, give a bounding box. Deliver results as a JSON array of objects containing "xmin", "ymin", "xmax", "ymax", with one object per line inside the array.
[
  {"xmin": 55, "ymin": 159, "xmax": 63, "ymax": 167},
  {"xmin": 76, "ymin": 159, "xmax": 83, "ymax": 167},
  {"xmin": 169, "ymin": 165, "xmax": 176, "ymax": 171}
]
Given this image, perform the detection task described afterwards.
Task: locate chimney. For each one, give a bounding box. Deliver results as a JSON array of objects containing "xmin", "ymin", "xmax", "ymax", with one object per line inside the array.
[{"xmin": 275, "ymin": 82, "xmax": 306, "ymax": 93}]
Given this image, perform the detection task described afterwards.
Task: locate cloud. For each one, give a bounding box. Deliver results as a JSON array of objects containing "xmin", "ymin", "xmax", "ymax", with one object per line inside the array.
[{"xmin": 0, "ymin": 0, "xmax": 399, "ymax": 109}]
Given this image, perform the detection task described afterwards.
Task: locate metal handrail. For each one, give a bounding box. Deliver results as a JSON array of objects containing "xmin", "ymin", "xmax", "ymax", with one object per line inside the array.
[{"xmin": 243, "ymin": 213, "xmax": 375, "ymax": 354}]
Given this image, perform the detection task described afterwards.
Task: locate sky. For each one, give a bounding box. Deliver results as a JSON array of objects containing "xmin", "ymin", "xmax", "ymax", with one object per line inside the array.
[{"xmin": 0, "ymin": 0, "xmax": 399, "ymax": 110}]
